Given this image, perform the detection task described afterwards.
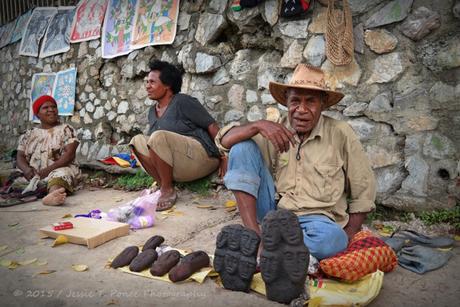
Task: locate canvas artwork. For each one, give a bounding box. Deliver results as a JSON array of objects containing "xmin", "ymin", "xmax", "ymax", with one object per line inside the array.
[
  {"xmin": 30, "ymin": 68, "xmax": 77, "ymax": 121},
  {"xmin": 0, "ymin": 21, "xmax": 16, "ymax": 49},
  {"xmin": 131, "ymin": 0, "xmax": 180, "ymax": 50},
  {"xmin": 20, "ymin": 7, "xmax": 57, "ymax": 57},
  {"xmin": 52, "ymin": 68, "xmax": 77, "ymax": 116},
  {"xmin": 40, "ymin": 7, "xmax": 76, "ymax": 58},
  {"xmin": 30, "ymin": 73, "xmax": 56, "ymax": 121},
  {"xmin": 10, "ymin": 10, "xmax": 32, "ymax": 44},
  {"xmin": 102, "ymin": 0, "xmax": 137, "ymax": 59},
  {"xmin": 70, "ymin": 0, "xmax": 109, "ymax": 43}
]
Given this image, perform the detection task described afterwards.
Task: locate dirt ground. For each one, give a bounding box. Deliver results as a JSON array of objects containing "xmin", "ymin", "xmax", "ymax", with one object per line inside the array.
[{"xmin": 0, "ymin": 188, "xmax": 459, "ymax": 307}]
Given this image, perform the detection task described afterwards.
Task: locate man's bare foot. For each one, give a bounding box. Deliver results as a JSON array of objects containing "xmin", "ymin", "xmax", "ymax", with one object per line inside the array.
[
  {"xmin": 156, "ymin": 188, "xmax": 177, "ymax": 211},
  {"xmin": 42, "ymin": 187, "xmax": 67, "ymax": 206}
]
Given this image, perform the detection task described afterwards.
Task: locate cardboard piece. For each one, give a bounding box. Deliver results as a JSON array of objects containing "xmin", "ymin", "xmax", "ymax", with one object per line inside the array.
[{"xmin": 39, "ymin": 218, "xmax": 130, "ymax": 249}]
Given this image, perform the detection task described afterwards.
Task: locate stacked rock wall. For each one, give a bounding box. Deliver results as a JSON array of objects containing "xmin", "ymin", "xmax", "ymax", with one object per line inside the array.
[{"xmin": 0, "ymin": 0, "xmax": 459, "ymax": 211}]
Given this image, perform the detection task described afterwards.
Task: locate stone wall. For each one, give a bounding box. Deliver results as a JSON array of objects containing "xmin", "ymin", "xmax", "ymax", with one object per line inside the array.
[{"xmin": 0, "ymin": 0, "xmax": 459, "ymax": 211}]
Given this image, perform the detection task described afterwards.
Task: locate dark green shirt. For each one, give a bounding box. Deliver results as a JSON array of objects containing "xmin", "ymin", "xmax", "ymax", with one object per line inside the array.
[{"xmin": 148, "ymin": 94, "xmax": 220, "ymax": 158}]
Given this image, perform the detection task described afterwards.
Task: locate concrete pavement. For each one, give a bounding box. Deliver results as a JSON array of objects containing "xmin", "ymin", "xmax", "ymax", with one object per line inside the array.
[{"xmin": 0, "ymin": 188, "xmax": 459, "ymax": 307}]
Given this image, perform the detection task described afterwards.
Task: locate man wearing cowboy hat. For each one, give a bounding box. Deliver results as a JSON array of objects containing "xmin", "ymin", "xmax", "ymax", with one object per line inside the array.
[{"xmin": 215, "ymin": 64, "xmax": 376, "ymax": 260}]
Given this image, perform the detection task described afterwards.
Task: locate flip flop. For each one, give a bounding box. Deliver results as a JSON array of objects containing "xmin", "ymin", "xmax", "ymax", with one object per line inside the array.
[
  {"xmin": 156, "ymin": 192, "xmax": 177, "ymax": 212},
  {"xmin": 0, "ymin": 198, "xmax": 24, "ymax": 208},
  {"xmin": 393, "ymin": 229, "xmax": 454, "ymax": 249}
]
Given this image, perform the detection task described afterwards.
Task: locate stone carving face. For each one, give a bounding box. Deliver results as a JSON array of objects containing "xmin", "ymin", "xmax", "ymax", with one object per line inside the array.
[
  {"xmin": 261, "ymin": 216, "xmax": 281, "ymax": 251},
  {"xmin": 216, "ymin": 228, "xmax": 229, "ymax": 248},
  {"xmin": 224, "ymin": 252, "xmax": 239, "ymax": 274},
  {"xmin": 282, "ymin": 246, "xmax": 309, "ymax": 283},
  {"xmin": 238, "ymin": 256, "xmax": 257, "ymax": 280},
  {"xmin": 278, "ymin": 210, "xmax": 303, "ymax": 245},
  {"xmin": 228, "ymin": 227, "xmax": 242, "ymax": 251},
  {"xmin": 240, "ymin": 231, "xmax": 259, "ymax": 256},
  {"xmin": 260, "ymin": 251, "xmax": 280, "ymax": 283},
  {"xmin": 213, "ymin": 250, "xmax": 225, "ymax": 273}
]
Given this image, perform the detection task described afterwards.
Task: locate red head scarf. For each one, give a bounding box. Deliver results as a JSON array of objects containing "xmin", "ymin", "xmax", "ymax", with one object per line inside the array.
[{"xmin": 33, "ymin": 95, "xmax": 57, "ymax": 116}]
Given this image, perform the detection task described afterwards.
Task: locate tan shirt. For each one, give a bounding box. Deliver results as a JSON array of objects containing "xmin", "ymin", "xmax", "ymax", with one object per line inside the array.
[{"xmin": 216, "ymin": 115, "xmax": 376, "ymax": 227}]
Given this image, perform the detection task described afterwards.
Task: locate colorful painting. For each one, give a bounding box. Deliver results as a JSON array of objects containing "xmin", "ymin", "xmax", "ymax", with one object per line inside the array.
[
  {"xmin": 102, "ymin": 0, "xmax": 137, "ymax": 59},
  {"xmin": 52, "ymin": 68, "xmax": 77, "ymax": 116},
  {"xmin": 20, "ymin": 7, "xmax": 57, "ymax": 57},
  {"xmin": 10, "ymin": 10, "xmax": 32, "ymax": 44},
  {"xmin": 30, "ymin": 73, "xmax": 56, "ymax": 121},
  {"xmin": 0, "ymin": 21, "xmax": 16, "ymax": 49},
  {"xmin": 40, "ymin": 7, "xmax": 76, "ymax": 58},
  {"xmin": 131, "ymin": 0, "xmax": 180, "ymax": 50},
  {"xmin": 70, "ymin": 0, "xmax": 108, "ymax": 43}
]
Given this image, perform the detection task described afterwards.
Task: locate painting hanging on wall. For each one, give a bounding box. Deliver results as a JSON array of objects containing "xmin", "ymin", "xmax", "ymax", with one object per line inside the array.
[
  {"xmin": 52, "ymin": 68, "xmax": 77, "ymax": 116},
  {"xmin": 20, "ymin": 7, "xmax": 57, "ymax": 57},
  {"xmin": 30, "ymin": 68, "xmax": 77, "ymax": 121},
  {"xmin": 70, "ymin": 0, "xmax": 109, "ymax": 43},
  {"xmin": 10, "ymin": 10, "xmax": 33, "ymax": 44},
  {"xmin": 30, "ymin": 73, "xmax": 56, "ymax": 121},
  {"xmin": 101, "ymin": 0, "xmax": 137, "ymax": 59},
  {"xmin": 131, "ymin": 0, "xmax": 179, "ymax": 50},
  {"xmin": 40, "ymin": 7, "xmax": 76, "ymax": 58},
  {"xmin": 0, "ymin": 21, "xmax": 16, "ymax": 49}
]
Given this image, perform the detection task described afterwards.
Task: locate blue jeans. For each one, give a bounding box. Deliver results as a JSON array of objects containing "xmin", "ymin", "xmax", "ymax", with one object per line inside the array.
[{"xmin": 224, "ymin": 140, "xmax": 348, "ymax": 260}]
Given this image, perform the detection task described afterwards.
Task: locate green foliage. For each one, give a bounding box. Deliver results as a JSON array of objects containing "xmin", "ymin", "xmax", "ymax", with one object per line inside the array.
[
  {"xmin": 177, "ymin": 176, "xmax": 212, "ymax": 196},
  {"xmin": 417, "ymin": 207, "xmax": 460, "ymax": 230},
  {"xmin": 368, "ymin": 205, "xmax": 460, "ymax": 230},
  {"xmin": 366, "ymin": 205, "xmax": 412, "ymax": 223},
  {"xmin": 115, "ymin": 171, "xmax": 154, "ymax": 191},
  {"xmin": 114, "ymin": 172, "xmax": 212, "ymax": 196}
]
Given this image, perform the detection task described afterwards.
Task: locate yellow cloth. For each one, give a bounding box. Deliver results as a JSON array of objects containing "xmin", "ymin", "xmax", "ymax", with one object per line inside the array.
[
  {"xmin": 116, "ymin": 249, "xmax": 214, "ymax": 284},
  {"xmin": 215, "ymin": 114, "xmax": 376, "ymax": 227},
  {"xmin": 249, "ymin": 270, "xmax": 384, "ymax": 307},
  {"xmin": 119, "ymin": 266, "xmax": 214, "ymax": 284},
  {"xmin": 112, "ymin": 157, "xmax": 131, "ymax": 168}
]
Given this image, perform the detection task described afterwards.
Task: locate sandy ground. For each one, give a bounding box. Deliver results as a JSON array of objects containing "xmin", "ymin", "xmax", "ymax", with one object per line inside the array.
[{"xmin": 0, "ymin": 188, "xmax": 459, "ymax": 307}]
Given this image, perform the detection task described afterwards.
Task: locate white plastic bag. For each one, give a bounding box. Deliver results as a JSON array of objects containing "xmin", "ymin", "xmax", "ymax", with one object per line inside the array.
[{"xmin": 107, "ymin": 189, "xmax": 160, "ymax": 229}]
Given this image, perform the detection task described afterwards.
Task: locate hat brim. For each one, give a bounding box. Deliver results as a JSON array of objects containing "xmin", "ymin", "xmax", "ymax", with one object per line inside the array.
[{"xmin": 269, "ymin": 81, "xmax": 344, "ymax": 109}]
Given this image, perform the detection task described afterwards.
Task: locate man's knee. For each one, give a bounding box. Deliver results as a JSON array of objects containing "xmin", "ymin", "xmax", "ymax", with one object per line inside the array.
[
  {"xmin": 300, "ymin": 217, "xmax": 348, "ymax": 260},
  {"xmin": 307, "ymin": 240, "xmax": 347, "ymax": 260},
  {"xmin": 229, "ymin": 140, "xmax": 261, "ymax": 161}
]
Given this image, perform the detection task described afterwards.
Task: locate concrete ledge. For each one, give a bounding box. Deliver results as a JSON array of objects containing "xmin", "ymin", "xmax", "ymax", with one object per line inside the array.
[{"xmin": 79, "ymin": 161, "xmax": 139, "ymax": 175}]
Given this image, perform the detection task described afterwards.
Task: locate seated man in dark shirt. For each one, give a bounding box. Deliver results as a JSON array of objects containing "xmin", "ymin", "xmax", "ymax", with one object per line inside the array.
[{"xmin": 130, "ymin": 60, "xmax": 226, "ymax": 210}]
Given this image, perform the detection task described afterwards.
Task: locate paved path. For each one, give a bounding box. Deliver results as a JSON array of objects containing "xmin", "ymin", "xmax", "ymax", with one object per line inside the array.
[{"xmin": 0, "ymin": 188, "xmax": 458, "ymax": 306}]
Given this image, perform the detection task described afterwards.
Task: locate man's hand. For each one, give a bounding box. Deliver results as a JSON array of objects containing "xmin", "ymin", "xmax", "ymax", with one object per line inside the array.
[
  {"xmin": 23, "ymin": 167, "xmax": 37, "ymax": 181},
  {"xmin": 343, "ymin": 224, "xmax": 360, "ymax": 241},
  {"xmin": 256, "ymin": 120, "xmax": 297, "ymax": 153},
  {"xmin": 218, "ymin": 155, "xmax": 228, "ymax": 178},
  {"xmin": 343, "ymin": 212, "xmax": 368, "ymax": 241}
]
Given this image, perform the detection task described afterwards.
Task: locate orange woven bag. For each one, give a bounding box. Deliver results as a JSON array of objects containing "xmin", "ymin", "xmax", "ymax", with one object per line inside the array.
[{"xmin": 320, "ymin": 230, "xmax": 398, "ymax": 282}]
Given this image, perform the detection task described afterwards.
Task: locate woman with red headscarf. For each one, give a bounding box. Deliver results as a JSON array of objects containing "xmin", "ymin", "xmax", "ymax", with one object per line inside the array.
[{"xmin": 16, "ymin": 95, "xmax": 81, "ymax": 206}]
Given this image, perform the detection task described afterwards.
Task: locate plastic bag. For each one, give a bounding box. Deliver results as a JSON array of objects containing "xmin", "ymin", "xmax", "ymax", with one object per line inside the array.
[
  {"xmin": 106, "ymin": 189, "xmax": 160, "ymax": 229},
  {"xmin": 249, "ymin": 270, "xmax": 384, "ymax": 306}
]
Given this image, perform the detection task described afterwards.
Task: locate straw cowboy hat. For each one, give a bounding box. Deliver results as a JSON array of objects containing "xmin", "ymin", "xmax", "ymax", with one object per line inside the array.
[{"xmin": 269, "ymin": 64, "xmax": 344, "ymax": 109}]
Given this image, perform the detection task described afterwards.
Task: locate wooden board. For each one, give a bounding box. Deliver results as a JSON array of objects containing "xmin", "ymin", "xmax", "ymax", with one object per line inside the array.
[{"xmin": 39, "ymin": 218, "xmax": 130, "ymax": 249}]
